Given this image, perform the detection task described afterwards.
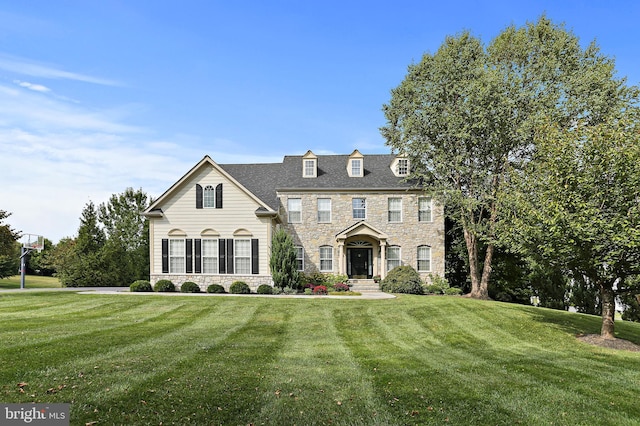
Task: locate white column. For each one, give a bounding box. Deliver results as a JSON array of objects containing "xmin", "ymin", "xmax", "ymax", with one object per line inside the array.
[
  {"xmin": 337, "ymin": 241, "xmax": 344, "ymax": 276},
  {"xmin": 380, "ymin": 241, "xmax": 387, "ymax": 279}
]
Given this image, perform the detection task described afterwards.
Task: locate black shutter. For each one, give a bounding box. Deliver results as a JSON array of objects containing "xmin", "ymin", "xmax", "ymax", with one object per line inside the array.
[
  {"xmin": 219, "ymin": 239, "xmax": 226, "ymax": 274},
  {"xmin": 251, "ymin": 239, "xmax": 259, "ymax": 274},
  {"xmin": 194, "ymin": 239, "xmax": 202, "ymax": 274},
  {"xmin": 186, "ymin": 239, "xmax": 193, "ymax": 273},
  {"xmin": 196, "ymin": 184, "xmax": 203, "ymax": 209},
  {"xmin": 161, "ymin": 239, "xmax": 169, "ymax": 273},
  {"xmin": 226, "ymin": 239, "xmax": 234, "ymax": 274},
  {"xmin": 215, "ymin": 183, "xmax": 223, "ymax": 209}
]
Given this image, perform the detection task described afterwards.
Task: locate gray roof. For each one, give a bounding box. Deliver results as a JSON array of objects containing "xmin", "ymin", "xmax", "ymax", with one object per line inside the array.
[{"xmin": 219, "ymin": 154, "xmax": 416, "ymax": 210}]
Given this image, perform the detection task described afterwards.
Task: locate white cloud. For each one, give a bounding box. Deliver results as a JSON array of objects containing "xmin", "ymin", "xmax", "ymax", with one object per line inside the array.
[
  {"xmin": 0, "ymin": 53, "xmax": 119, "ymax": 86},
  {"xmin": 14, "ymin": 80, "xmax": 50, "ymax": 92}
]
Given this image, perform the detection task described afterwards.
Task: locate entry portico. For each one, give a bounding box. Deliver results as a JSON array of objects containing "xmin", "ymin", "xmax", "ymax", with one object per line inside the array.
[{"xmin": 336, "ymin": 221, "xmax": 389, "ymax": 280}]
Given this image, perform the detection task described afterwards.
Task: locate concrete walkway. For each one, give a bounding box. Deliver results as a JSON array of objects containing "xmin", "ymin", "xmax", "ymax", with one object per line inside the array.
[{"xmin": 1, "ymin": 286, "xmax": 395, "ymax": 300}]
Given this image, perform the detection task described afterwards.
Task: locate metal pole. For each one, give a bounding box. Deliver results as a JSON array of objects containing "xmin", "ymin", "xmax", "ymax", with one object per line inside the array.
[{"xmin": 20, "ymin": 247, "xmax": 26, "ymax": 289}]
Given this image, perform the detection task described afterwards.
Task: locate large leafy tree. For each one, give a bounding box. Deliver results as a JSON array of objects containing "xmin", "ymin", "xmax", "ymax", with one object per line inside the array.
[
  {"xmin": 381, "ymin": 16, "xmax": 634, "ymax": 299},
  {"xmin": 502, "ymin": 118, "xmax": 640, "ymax": 338},
  {"xmin": 0, "ymin": 210, "xmax": 20, "ymax": 278},
  {"xmin": 98, "ymin": 188, "xmax": 150, "ymax": 284},
  {"xmin": 270, "ymin": 228, "xmax": 300, "ymax": 289}
]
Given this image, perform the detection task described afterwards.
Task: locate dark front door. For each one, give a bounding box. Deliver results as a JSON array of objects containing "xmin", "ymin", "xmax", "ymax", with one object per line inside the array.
[{"xmin": 349, "ymin": 248, "xmax": 371, "ymax": 279}]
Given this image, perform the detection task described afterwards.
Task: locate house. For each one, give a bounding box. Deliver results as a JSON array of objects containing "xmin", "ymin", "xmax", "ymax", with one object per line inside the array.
[{"xmin": 142, "ymin": 150, "xmax": 444, "ymax": 291}]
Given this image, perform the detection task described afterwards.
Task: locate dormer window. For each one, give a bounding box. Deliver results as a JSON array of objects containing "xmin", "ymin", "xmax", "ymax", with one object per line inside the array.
[
  {"xmin": 391, "ymin": 156, "xmax": 410, "ymax": 177},
  {"xmin": 302, "ymin": 150, "xmax": 317, "ymax": 178},
  {"xmin": 347, "ymin": 149, "xmax": 364, "ymax": 177}
]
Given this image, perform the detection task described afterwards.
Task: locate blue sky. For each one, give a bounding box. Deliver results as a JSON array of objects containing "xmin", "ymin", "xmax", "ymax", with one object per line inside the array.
[{"xmin": 0, "ymin": 1, "xmax": 638, "ymax": 243}]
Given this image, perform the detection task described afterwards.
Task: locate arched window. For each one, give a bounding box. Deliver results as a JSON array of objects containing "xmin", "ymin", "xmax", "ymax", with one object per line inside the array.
[
  {"xmin": 417, "ymin": 245, "xmax": 431, "ymax": 272},
  {"xmin": 203, "ymin": 185, "xmax": 215, "ymax": 208}
]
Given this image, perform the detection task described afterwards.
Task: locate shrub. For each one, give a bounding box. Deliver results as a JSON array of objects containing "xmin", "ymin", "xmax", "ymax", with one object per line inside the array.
[
  {"xmin": 324, "ymin": 273, "xmax": 349, "ymax": 286},
  {"xmin": 313, "ymin": 285, "xmax": 328, "ymax": 295},
  {"xmin": 154, "ymin": 279, "xmax": 175, "ymax": 292},
  {"xmin": 257, "ymin": 284, "xmax": 274, "ymax": 294},
  {"xmin": 333, "ymin": 283, "xmax": 350, "ymax": 292},
  {"xmin": 206, "ymin": 284, "xmax": 226, "ymax": 294},
  {"xmin": 130, "ymin": 280, "xmax": 152, "ymax": 292},
  {"xmin": 229, "ymin": 281, "xmax": 251, "ymax": 294},
  {"xmin": 181, "ymin": 281, "xmax": 201, "ymax": 293},
  {"xmin": 380, "ymin": 266, "xmax": 424, "ymax": 295},
  {"xmin": 445, "ymin": 286, "xmax": 463, "ymax": 295}
]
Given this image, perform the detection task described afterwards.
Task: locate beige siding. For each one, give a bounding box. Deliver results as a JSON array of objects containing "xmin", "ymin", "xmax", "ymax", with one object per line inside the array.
[{"xmin": 150, "ymin": 164, "xmax": 272, "ymax": 278}]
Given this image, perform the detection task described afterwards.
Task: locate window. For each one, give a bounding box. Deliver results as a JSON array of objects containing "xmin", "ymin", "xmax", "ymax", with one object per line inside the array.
[
  {"xmin": 320, "ymin": 246, "xmax": 333, "ymax": 272},
  {"xmin": 388, "ymin": 198, "xmax": 402, "ymax": 222},
  {"xmin": 203, "ymin": 185, "xmax": 215, "ymax": 208},
  {"xmin": 303, "ymin": 159, "xmax": 316, "ymax": 177},
  {"xmin": 419, "ymin": 197, "xmax": 432, "ymax": 222},
  {"xmin": 387, "ymin": 246, "xmax": 401, "ymax": 272},
  {"xmin": 169, "ymin": 239, "xmax": 185, "ymax": 273},
  {"xmin": 202, "ymin": 239, "xmax": 218, "ymax": 274},
  {"xmin": 235, "ymin": 239, "xmax": 251, "ymax": 274},
  {"xmin": 397, "ymin": 159, "xmax": 409, "ymax": 176},
  {"xmin": 417, "ymin": 246, "xmax": 431, "ymax": 272},
  {"xmin": 351, "ymin": 159, "xmax": 362, "ymax": 177},
  {"xmin": 317, "ymin": 198, "xmax": 331, "ymax": 223},
  {"xmin": 352, "ymin": 198, "xmax": 366, "ymax": 219},
  {"xmin": 295, "ymin": 246, "xmax": 304, "ymax": 271},
  {"xmin": 288, "ymin": 198, "xmax": 302, "ymax": 223}
]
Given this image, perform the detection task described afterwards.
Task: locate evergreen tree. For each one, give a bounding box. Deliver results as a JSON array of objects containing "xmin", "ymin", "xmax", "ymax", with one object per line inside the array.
[
  {"xmin": 269, "ymin": 228, "xmax": 299, "ymax": 289},
  {"xmin": 0, "ymin": 210, "xmax": 20, "ymax": 279}
]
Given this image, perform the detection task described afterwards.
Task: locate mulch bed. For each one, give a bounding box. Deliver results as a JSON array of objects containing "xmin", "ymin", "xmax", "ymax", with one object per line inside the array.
[{"xmin": 577, "ymin": 334, "xmax": 640, "ymax": 352}]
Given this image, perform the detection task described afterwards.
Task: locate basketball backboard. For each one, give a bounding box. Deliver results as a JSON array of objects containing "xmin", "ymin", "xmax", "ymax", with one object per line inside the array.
[{"xmin": 22, "ymin": 234, "xmax": 44, "ymax": 252}]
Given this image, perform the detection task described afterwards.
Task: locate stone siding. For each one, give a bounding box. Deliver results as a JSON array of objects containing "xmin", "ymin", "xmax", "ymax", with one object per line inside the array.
[{"xmin": 279, "ymin": 191, "xmax": 445, "ymax": 283}]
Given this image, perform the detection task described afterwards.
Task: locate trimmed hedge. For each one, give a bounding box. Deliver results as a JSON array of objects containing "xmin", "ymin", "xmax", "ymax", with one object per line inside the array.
[
  {"xmin": 229, "ymin": 281, "xmax": 251, "ymax": 294},
  {"xmin": 130, "ymin": 280, "xmax": 152, "ymax": 292},
  {"xmin": 380, "ymin": 266, "xmax": 424, "ymax": 295},
  {"xmin": 206, "ymin": 284, "xmax": 226, "ymax": 294},
  {"xmin": 154, "ymin": 279, "xmax": 176, "ymax": 292},
  {"xmin": 181, "ymin": 281, "xmax": 201, "ymax": 293},
  {"xmin": 257, "ymin": 284, "xmax": 274, "ymax": 294}
]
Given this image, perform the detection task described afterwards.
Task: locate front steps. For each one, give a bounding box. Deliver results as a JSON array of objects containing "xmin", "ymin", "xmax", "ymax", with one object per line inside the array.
[{"xmin": 348, "ymin": 279, "xmax": 380, "ymax": 292}]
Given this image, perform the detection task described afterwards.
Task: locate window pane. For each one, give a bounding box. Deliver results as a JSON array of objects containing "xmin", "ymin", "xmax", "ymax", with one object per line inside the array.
[
  {"xmin": 397, "ymin": 159, "xmax": 409, "ymax": 175},
  {"xmin": 352, "ymin": 198, "xmax": 366, "ymax": 219},
  {"xmin": 202, "ymin": 239, "xmax": 218, "ymax": 274},
  {"xmin": 418, "ymin": 246, "xmax": 431, "ymax": 271},
  {"xmin": 288, "ymin": 198, "xmax": 301, "ymax": 223},
  {"xmin": 169, "ymin": 239, "xmax": 185, "ymax": 273},
  {"xmin": 296, "ymin": 246, "xmax": 304, "ymax": 271},
  {"xmin": 318, "ymin": 198, "xmax": 331, "ymax": 222},
  {"xmin": 235, "ymin": 240, "xmax": 251, "ymax": 274},
  {"xmin": 388, "ymin": 198, "xmax": 401, "ymax": 222},
  {"xmin": 320, "ymin": 246, "xmax": 333, "ymax": 271},
  {"xmin": 351, "ymin": 159, "xmax": 361, "ymax": 176},
  {"xmin": 387, "ymin": 246, "xmax": 401, "ymax": 272},
  {"xmin": 203, "ymin": 185, "xmax": 215, "ymax": 208},
  {"xmin": 419, "ymin": 197, "xmax": 432, "ymax": 222}
]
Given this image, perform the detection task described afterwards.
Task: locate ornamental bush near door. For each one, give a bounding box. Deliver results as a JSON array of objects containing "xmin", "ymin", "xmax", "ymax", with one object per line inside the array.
[{"xmin": 380, "ymin": 266, "xmax": 424, "ymax": 295}]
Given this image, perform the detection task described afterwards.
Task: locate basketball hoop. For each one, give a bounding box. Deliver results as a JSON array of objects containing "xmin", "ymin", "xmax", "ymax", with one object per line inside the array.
[{"xmin": 20, "ymin": 233, "xmax": 44, "ymax": 289}]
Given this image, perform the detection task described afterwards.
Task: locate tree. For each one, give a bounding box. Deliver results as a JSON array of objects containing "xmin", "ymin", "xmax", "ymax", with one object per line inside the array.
[
  {"xmin": 502, "ymin": 117, "xmax": 640, "ymax": 338},
  {"xmin": 381, "ymin": 16, "xmax": 634, "ymax": 299},
  {"xmin": 98, "ymin": 188, "xmax": 150, "ymax": 284},
  {"xmin": 269, "ymin": 228, "xmax": 299, "ymax": 289},
  {"xmin": 57, "ymin": 201, "xmax": 110, "ymax": 287},
  {"xmin": 0, "ymin": 210, "xmax": 20, "ymax": 279}
]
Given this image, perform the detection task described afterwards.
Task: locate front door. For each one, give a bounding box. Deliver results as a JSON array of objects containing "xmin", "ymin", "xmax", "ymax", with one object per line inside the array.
[{"xmin": 349, "ymin": 248, "xmax": 371, "ymax": 279}]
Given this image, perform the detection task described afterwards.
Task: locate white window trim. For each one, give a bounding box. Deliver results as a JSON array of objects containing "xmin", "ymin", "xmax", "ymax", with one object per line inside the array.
[
  {"xmin": 348, "ymin": 158, "xmax": 363, "ymax": 177},
  {"xmin": 317, "ymin": 198, "xmax": 332, "ymax": 223},
  {"xmin": 169, "ymin": 238, "xmax": 185, "ymax": 274},
  {"xmin": 287, "ymin": 198, "xmax": 302, "ymax": 223},
  {"xmin": 352, "ymin": 198, "xmax": 366, "ymax": 219},
  {"xmin": 295, "ymin": 246, "xmax": 304, "ymax": 271},
  {"xmin": 202, "ymin": 238, "xmax": 218, "ymax": 274},
  {"xmin": 419, "ymin": 197, "xmax": 432, "ymax": 222},
  {"xmin": 303, "ymin": 159, "xmax": 317, "ymax": 178},
  {"xmin": 417, "ymin": 245, "xmax": 432, "ymax": 272},
  {"xmin": 203, "ymin": 185, "xmax": 215, "ymax": 208},
  {"xmin": 388, "ymin": 198, "xmax": 402, "ymax": 223},
  {"xmin": 234, "ymin": 239, "xmax": 251, "ymax": 275},
  {"xmin": 320, "ymin": 245, "xmax": 333, "ymax": 272},
  {"xmin": 386, "ymin": 246, "xmax": 401, "ymax": 272}
]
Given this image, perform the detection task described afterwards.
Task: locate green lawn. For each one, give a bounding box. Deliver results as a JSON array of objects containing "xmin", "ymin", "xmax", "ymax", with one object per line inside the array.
[
  {"xmin": 1, "ymin": 292, "xmax": 639, "ymax": 425},
  {"xmin": 0, "ymin": 275, "xmax": 61, "ymax": 289}
]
